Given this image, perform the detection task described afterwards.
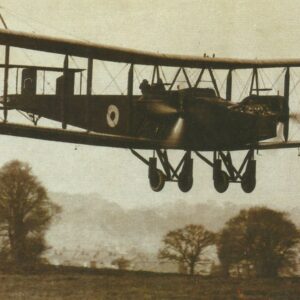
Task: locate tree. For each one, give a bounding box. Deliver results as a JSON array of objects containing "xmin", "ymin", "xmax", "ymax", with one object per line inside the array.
[
  {"xmin": 158, "ymin": 224, "xmax": 215, "ymax": 275},
  {"xmin": 217, "ymin": 207, "xmax": 300, "ymax": 278},
  {"xmin": 0, "ymin": 160, "xmax": 60, "ymax": 267}
]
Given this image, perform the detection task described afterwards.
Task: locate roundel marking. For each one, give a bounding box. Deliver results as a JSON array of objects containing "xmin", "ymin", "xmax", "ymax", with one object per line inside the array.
[{"xmin": 106, "ymin": 104, "xmax": 120, "ymax": 128}]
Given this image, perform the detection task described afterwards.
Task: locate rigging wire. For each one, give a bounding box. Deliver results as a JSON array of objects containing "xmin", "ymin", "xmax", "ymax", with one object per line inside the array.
[
  {"xmin": 260, "ymin": 68, "xmax": 277, "ymax": 95},
  {"xmin": 290, "ymin": 69, "xmax": 300, "ymax": 95},
  {"xmin": 2, "ymin": 6, "xmax": 91, "ymax": 43},
  {"xmin": 133, "ymin": 65, "xmax": 149, "ymax": 85},
  {"xmin": 258, "ymin": 69, "xmax": 267, "ymax": 90},
  {"xmin": 232, "ymin": 70, "xmax": 244, "ymax": 100},
  {"xmin": 159, "ymin": 66, "xmax": 168, "ymax": 84},
  {"xmin": 0, "ymin": 10, "xmax": 56, "ymax": 94},
  {"xmin": 291, "ymin": 69, "xmax": 300, "ymax": 116},
  {"xmin": 214, "ymin": 71, "xmax": 227, "ymax": 97},
  {"xmin": 102, "ymin": 63, "xmax": 128, "ymax": 94},
  {"xmin": 69, "ymin": 55, "xmax": 95, "ymax": 94},
  {"xmin": 235, "ymin": 71, "xmax": 252, "ymax": 101},
  {"xmin": 287, "ymin": 70, "xmax": 300, "ymax": 141},
  {"xmin": 101, "ymin": 61, "xmax": 123, "ymax": 94}
]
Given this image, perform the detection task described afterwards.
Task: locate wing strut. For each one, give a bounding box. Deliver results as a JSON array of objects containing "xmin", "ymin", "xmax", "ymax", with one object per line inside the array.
[
  {"xmin": 283, "ymin": 67, "xmax": 290, "ymax": 142},
  {"xmin": 194, "ymin": 68, "xmax": 205, "ymax": 88},
  {"xmin": 1, "ymin": 13, "xmax": 9, "ymax": 122},
  {"xmin": 128, "ymin": 64, "xmax": 134, "ymax": 133},
  {"xmin": 61, "ymin": 55, "xmax": 69, "ymax": 129},
  {"xmin": 3, "ymin": 45, "xmax": 9, "ymax": 122},
  {"xmin": 226, "ymin": 69, "xmax": 232, "ymax": 101},
  {"xmin": 250, "ymin": 68, "xmax": 259, "ymax": 95},
  {"xmin": 208, "ymin": 68, "xmax": 220, "ymax": 97},
  {"xmin": 0, "ymin": 14, "xmax": 8, "ymax": 30},
  {"xmin": 86, "ymin": 57, "xmax": 93, "ymax": 131}
]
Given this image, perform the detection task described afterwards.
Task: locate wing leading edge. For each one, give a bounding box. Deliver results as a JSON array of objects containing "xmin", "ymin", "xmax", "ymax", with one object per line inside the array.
[
  {"xmin": 0, "ymin": 123, "xmax": 299, "ymax": 152},
  {"xmin": 0, "ymin": 123, "xmax": 166, "ymax": 150},
  {"xmin": 1, "ymin": 29, "xmax": 300, "ymax": 69}
]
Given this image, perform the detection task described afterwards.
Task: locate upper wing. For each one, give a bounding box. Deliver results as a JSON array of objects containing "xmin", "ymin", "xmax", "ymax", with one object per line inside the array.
[{"xmin": 1, "ymin": 29, "xmax": 300, "ymax": 69}]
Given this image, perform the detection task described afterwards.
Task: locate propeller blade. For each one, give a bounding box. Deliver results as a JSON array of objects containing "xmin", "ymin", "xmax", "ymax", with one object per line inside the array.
[
  {"xmin": 143, "ymin": 101, "xmax": 178, "ymax": 117},
  {"xmin": 150, "ymin": 102, "xmax": 178, "ymax": 116},
  {"xmin": 166, "ymin": 117, "xmax": 185, "ymax": 145},
  {"xmin": 289, "ymin": 112, "xmax": 300, "ymax": 124},
  {"xmin": 277, "ymin": 112, "xmax": 300, "ymax": 141}
]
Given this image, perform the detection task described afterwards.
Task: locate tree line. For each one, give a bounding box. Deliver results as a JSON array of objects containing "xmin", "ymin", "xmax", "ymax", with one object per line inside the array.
[
  {"xmin": 0, "ymin": 158, "xmax": 298, "ymax": 278},
  {"xmin": 158, "ymin": 207, "xmax": 300, "ymax": 277}
]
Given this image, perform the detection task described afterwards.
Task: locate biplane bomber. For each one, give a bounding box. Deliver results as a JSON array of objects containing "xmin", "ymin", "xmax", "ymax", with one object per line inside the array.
[{"xmin": 0, "ymin": 28, "xmax": 300, "ymax": 193}]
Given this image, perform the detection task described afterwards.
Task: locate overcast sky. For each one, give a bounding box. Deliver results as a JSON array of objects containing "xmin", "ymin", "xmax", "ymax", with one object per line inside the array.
[{"xmin": 0, "ymin": 0, "xmax": 300, "ymax": 209}]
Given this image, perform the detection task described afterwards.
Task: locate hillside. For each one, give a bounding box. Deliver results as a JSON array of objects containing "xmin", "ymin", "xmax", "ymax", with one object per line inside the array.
[{"xmin": 44, "ymin": 193, "xmax": 300, "ymax": 273}]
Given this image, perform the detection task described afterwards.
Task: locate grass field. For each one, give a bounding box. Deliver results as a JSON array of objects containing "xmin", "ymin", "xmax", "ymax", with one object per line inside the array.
[{"xmin": 0, "ymin": 266, "xmax": 300, "ymax": 300}]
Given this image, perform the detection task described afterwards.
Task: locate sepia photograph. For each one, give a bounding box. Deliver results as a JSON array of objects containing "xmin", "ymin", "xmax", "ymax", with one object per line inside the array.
[{"xmin": 0, "ymin": 0, "xmax": 299, "ymax": 299}]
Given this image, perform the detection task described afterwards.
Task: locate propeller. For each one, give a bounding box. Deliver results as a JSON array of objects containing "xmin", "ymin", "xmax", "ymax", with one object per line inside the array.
[
  {"xmin": 144, "ymin": 101, "xmax": 178, "ymax": 117},
  {"xmin": 166, "ymin": 117, "xmax": 186, "ymax": 145},
  {"xmin": 140, "ymin": 91, "xmax": 189, "ymax": 146},
  {"xmin": 289, "ymin": 112, "xmax": 300, "ymax": 124},
  {"xmin": 277, "ymin": 112, "xmax": 300, "ymax": 141},
  {"xmin": 165, "ymin": 91, "xmax": 187, "ymax": 146}
]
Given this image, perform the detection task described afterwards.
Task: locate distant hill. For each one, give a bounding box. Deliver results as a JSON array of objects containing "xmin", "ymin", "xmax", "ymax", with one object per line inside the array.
[{"xmin": 45, "ymin": 192, "xmax": 300, "ymax": 271}]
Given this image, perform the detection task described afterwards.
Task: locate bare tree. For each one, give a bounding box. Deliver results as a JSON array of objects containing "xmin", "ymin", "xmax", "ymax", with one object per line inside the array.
[
  {"xmin": 0, "ymin": 160, "xmax": 60, "ymax": 266},
  {"xmin": 158, "ymin": 224, "xmax": 215, "ymax": 275}
]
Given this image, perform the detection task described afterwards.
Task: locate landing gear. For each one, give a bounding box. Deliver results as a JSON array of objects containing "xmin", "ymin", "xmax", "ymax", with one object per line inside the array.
[
  {"xmin": 213, "ymin": 159, "xmax": 229, "ymax": 193},
  {"xmin": 195, "ymin": 149, "xmax": 257, "ymax": 193},
  {"xmin": 131, "ymin": 149, "xmax": 193, "ymax": 192},
  {"xmin": 241, "ymin": 160, "xmax": 256, "ymax": 193},
  {"xmin": 131, "ymin": 148, "xmax": 257, "ymax": 193},
  {"xmin": 148, "ymin": 157, "xmax": 165, "ymax": 192},
  {"xmin": 178, "ymin": 154, "xmax": 193, "ymax": 192},
  {"xmin": 149, "ymin": 169, "xmax": 165, "ymax": 192}
]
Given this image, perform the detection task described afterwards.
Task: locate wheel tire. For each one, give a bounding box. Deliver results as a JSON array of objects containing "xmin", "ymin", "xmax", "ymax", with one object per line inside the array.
[
  {"xmin": 214, "ymin": 171, "xmax": 229, "ymax": 193},
  {"xmin": 241, "ymin": 175, "xmax": 256, "ymax": 193},
  {"xmin": 149, "ymin": 169, "xmax": 165, "ymax": 192},
  {"xmin": 178, "ymin": 172, "xmax": 193, "ymax": 192}
]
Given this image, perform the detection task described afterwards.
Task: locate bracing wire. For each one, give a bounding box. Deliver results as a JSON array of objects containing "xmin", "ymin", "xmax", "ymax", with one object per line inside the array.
[
  {"xmin": 159, "ymin": 66, "xmax": 168, "ymax": 83},
  {"xmin": 102, "ymin": 63, "xmax": 128, "ymax": 94},
  {"xmin": 101, "ymin": 61, "xmax": 123, "ymax": 94},
  {"xmin": 3, "ymin": 6, "xmax": 90, "ymax": 43},
  {"xmin": 235, "ymin": 71, "xmax": 252, "ymax": 101}
]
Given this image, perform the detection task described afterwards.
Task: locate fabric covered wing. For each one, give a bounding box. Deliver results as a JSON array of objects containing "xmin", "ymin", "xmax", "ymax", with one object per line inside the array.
[
  {"xmin": 1, "ymin": 29, "xmax": 300, "ymax": 69},
  {"xmin": 0, "ymin": 122, "xmax": 169, "ymax": 150}
]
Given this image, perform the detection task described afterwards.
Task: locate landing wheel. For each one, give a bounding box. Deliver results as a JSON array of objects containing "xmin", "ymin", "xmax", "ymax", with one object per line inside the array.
[
  {"xmin": 214, "ymin": 171, "xmax": 229, "ymax": 193},
  {"xmin": 241, "ymin": 174, "xmax": 256, "ymax": 193},
  {"xmin": 241, "ymin": 160, "xmax": 256, "ymax": 193},
  {"xmin": 178, "ymin": 173, "xmax": 193, "ymax": 192},
  {"xmin": 149, "ymin": 169, "xmax": 165, "ymax": 192},
  {"xmin": 178, "ymin": 155, "xmax": 193, "ymax": 192}
]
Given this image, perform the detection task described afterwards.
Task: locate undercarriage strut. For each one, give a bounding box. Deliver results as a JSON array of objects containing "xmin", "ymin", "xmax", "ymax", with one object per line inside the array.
[
  {"xmin": 194, "ymin": 149, "xmax": 256, "ymax": 193},
  {"xmin": 131, "ymin": 148, "xmax": 256, "ymax": 193},
  {"xmin": 131, "ymin": 149, "xmax": 193, "ymax": 192}
]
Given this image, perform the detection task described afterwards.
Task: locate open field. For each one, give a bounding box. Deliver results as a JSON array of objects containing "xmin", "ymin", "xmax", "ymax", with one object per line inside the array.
[{"xmin": 0, "ymin": 266, "xmax": 300, "ymax": 300}]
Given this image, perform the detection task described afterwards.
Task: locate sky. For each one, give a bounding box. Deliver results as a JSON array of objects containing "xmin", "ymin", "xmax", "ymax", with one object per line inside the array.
[{"xmin": 0, "ymin": 0, "xmax": 300, "ymax": 209}]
